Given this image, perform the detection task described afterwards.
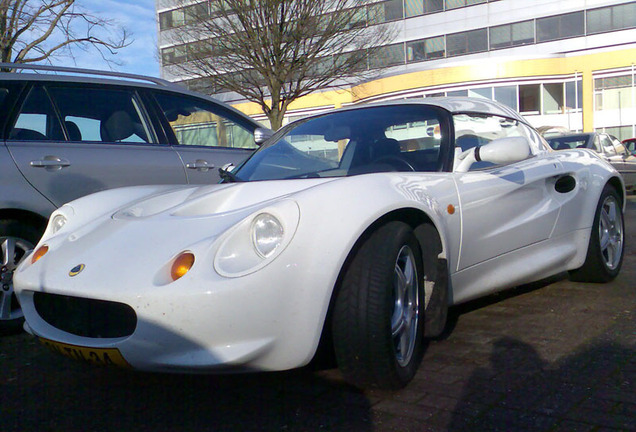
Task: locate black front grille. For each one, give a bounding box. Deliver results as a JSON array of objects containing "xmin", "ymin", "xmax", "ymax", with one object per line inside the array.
[{"xmin": 33, "ymin": 292, "xmax": 137, "ymax": 338}]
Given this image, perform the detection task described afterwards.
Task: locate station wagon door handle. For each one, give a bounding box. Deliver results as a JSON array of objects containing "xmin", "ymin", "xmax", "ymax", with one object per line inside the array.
[
  {"xmin": 30, "ymin": 157, "xmax": 71, "ymax": 171},
  {"xmin": 186, "ymin": 159, "xmax": 214, "ymax": 172}
]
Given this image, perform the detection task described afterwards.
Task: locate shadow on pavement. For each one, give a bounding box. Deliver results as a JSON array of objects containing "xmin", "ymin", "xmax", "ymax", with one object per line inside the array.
[
  {"xmin": 2, "ymin": 358, "xmax": 373, "ymax": 431},
  {"xmin": 447, "ymin": 337, "xmax": 635, "ymax": 431}
]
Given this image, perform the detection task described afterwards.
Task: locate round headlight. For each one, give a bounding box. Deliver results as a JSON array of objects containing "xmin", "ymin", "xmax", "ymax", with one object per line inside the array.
[
  {"xmin": 51, "ymin": 214, "xmax": 67, "ymax": 234},
  {"xmin": 251, "ymin": 213, "xmax": 284, "ymax": 258}
]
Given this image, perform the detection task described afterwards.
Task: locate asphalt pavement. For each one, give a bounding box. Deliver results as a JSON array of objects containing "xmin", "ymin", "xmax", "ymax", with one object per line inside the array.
[{"xmin": 1, "ymin": 197, "xmax": 634, "ymax": 432}]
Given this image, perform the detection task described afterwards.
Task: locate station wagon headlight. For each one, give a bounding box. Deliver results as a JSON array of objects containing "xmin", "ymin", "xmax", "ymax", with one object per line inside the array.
[
  {"xmin": 214, "ymin": 200, "xmax": 300, "ymax": 277},
  {"xmin": 251, "ymin": 213, "xmax": 284, "ymax": 258}
]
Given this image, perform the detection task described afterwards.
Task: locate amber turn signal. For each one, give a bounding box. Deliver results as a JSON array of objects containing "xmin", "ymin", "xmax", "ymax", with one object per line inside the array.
[
  {"xmin": 170, "ymin": 252, "xmax": 195, "ymax": 281},
  {"xmin": 31, "ymin": 245, "xmax": 49, "ymax": 264}
]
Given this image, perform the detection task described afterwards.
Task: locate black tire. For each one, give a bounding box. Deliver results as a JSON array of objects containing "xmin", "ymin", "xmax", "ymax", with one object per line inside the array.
[
  {"xmin": 569, "ymin": 185, "xmax": 624, "ymax": 283},
  {"xmin": 332, "ymin": 221, "xmax": 425, "ymax": 390},
  {"xmin": 0, "ymin": 219, "xmax": 43, "ymax": 334}
]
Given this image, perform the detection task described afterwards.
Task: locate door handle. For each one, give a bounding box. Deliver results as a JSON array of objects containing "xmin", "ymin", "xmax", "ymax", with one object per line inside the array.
[
  {"xmin": 186, "ymin": 159, "xmax": 214, "ymax": 172},
  {"xmin": 30, "ymin": 157, "xmax": 71, "ymax": 171}
]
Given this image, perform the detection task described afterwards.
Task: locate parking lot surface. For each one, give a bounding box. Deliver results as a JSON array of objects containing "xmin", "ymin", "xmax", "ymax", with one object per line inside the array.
[{"xmin": 2, "ymin": 197, "xmax": 634, "ymax": 432}]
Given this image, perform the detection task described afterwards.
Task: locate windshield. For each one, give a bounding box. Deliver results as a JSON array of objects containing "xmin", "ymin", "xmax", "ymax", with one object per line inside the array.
[
  {"xmin": 232, "ymin": 105, "xmax": 447, "ymax": 181},
  {"xmin": 546, "ymin": 134, "xmax": 592, "ymax": 150}
]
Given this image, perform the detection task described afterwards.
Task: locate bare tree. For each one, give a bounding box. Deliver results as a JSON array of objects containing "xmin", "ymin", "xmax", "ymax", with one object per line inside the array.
[
  {"xmin": 0, "ymin": 0, "xmax": 131, "ymax": 71},
  {"xmin": 164, "ymin": 0, "xmax": 396, "ymax": 129}
]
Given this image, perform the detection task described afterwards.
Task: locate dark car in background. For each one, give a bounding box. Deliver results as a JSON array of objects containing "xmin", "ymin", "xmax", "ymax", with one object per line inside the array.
[
  {"xmin": 0, "ymin": 63, "xmax": 264, "ymax": 331},
  {"xmin": 546, "ymin": 132, "xmax": 636, "ymax": 193}
]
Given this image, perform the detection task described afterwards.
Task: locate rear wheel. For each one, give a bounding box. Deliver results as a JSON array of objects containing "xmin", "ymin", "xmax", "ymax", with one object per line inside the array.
[
  {"xmin": 0, "ymin": 220, "xmax": 42, "ymax": 334},
  {"xmin": 332, "ymin": 222, "xmax": 425, "ymax": 390},
  {"xmin": 569, "ymin": 185, "xmax": 624, "ymax": 283}
]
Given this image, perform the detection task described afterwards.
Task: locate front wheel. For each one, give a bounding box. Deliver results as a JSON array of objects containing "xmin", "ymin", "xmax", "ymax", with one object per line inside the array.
[
  {"xmin": 332, "ymin": 222, "xmax": 425, "ymax": 390},
  {"xmin": 569, "ymin": 185, "xmax": 624, "ymax": 283},
  {"xmin": 1, "ymin": 219, "xmax": 42, "ymax": 334}
]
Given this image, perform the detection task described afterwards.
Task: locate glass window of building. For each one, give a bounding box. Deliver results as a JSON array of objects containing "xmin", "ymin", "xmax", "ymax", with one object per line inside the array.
[
  {"xmin": 159, "ymin": 8, "xmax": 185, "ymax": 30},
  {"xmin": 405, "ymin": 0, "xmax": 444, "ymax": 17},
  {"xmin": 519, "ymin": 84, "xmax": 540, "ymax": 113},
  {"xmin": 537, "ymin": 11, "xmax": 584, "ymax": 42},
  {"xmin": 447, "ymin": 89, "xmax": 468, "ymax": 97},
  {"xmin": 183, "ymin": 2, "xmax": 209, "ymax": 25},
  {"xmin": 406, "ymin": 36, "xmax": 445, "ymax": 62},
  {"xmin": 446, "ymin": 28, "xmax": 487, "ymax": 57},
  {"xmin": 369, "ymin": 0, "xmax": 404, "ymax": 23},
  {"xmin": 369, "ymin": 43, "xmax": 405, "ymax": 69},
  {"xmin": 468, "ymin": 87, "xmax": 492, "ymax": 99},
  {"xmin": 161, "ymin": 45, "xmax": 187, "ymax": 65},
  {"xmin": 587, "ymin": 3, "xmax": 636, "ymax": 35},
  {"xmin": 542, "ymin": 83, "xmax": 564, "ymax": 114},
  {"xmin": 565, "ymin": 80, "xmax": 582, "ymax": 111},
  {"xmin": 598, "ymin": 126, "xmax": 634, "ymax": 142},
  {"xmin": 489, "ymin": 20, "xmax": 534, "ymax": 50},
  {"xmin": 595, "ymin": 74, "xmax": 634, "ymax": 111},
  {"xmin": 494, "ymin": 86, "xmax": 517, "ymax": 110},
  {"xmin": 446, "ymin": 0, "xmax": 488, "ymax": 10}
]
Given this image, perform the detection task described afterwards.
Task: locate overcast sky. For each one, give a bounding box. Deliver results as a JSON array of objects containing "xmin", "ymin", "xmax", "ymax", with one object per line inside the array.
[{"xmin": 71, "ymin": 0, "xmax": 160, "ymax": 77}]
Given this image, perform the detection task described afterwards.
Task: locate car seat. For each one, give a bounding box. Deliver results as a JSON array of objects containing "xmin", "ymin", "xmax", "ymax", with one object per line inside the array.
[{"xmin": 65, "ymin": 121, "xmax": 82, "ymax": 141}]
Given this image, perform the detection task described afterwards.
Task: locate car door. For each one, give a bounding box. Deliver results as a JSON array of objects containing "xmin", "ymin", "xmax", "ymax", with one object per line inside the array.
[
  {"xmin": 6, "ymin": 83, "xmax": 187, "ymax": 207},
  {"xmin": 149, "ymin": 90, "xmax": 257, "ymax": 184},
  {"xmin": 452, "ymin": 114, "xmax": 566, "ymax": 287},
  {"xmin": 609, "ymin": 135, "xmax": 636, "ymax": 190}
]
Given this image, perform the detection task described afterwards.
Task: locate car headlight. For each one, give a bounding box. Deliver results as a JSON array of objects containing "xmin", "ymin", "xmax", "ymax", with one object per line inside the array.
[
  {"xmin": 50, "ymin": 214, "xmax": 67, "ymax": 234},
  {"xmin": 251, "ymin": 213, "xmax": 284, "ymax": 258},
  {"xmin": 44, "ymin": 205, "xmax": 75, "ymax": 238},
  {"xmin": 214, "ymin": 200, "xmax": 300, "ymax": 277}
]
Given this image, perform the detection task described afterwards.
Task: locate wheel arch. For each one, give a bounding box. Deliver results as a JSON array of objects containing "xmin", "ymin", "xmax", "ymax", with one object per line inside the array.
[
  {"xmin": 0, "ymin": 208, "xmax": 48, "ymax": 234},
  {"xmin": 310, "ymin": 207, "xmax": 449, "ymax": 367},
  {"xmin": 606, "ymin": 175, "xmax": 625, "ymax": 207}
]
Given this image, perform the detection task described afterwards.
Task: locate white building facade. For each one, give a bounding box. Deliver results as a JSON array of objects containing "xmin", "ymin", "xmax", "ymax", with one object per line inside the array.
[{"xmin": 157, "ymin": 0, "xmax": 636, "ymax": 137}]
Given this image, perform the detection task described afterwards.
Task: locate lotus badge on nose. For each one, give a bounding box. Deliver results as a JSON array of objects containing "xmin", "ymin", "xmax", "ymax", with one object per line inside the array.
[{"xmin": 69, "ymin": 264, "xmax": 85, "ymax": 277}]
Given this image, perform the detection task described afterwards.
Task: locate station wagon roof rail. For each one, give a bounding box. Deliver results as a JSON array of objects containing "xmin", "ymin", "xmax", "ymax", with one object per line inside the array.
[{"xmin": 0, "ymin": 63, "xmax": 175, "ymax": 87}]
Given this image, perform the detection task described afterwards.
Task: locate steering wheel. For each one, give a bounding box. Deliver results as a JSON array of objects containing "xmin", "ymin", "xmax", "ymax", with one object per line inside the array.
[{"xmin": 373, "ymin": 155, "xmax": 416, "ymax": 172}]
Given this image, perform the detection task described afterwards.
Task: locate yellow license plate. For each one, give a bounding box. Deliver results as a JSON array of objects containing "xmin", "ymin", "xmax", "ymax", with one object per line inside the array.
[{"xmin": 39, "ymin": 338, "xmax": 131, "ymax": 369}]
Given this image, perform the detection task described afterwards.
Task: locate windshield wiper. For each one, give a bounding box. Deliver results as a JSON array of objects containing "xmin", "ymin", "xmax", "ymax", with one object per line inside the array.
[{"xmin": 218, "ymin": 167, "xmax": 243, "ymax": 183}]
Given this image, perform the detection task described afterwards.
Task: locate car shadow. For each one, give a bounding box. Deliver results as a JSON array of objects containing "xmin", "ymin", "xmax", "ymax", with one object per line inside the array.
[
  {"xmin": 445, "ymin": 336, "xmax": 634, "ymax": 431},
  {"xmin": 2, "ymin": 325, "xmax": 373, "ymax": 432}
]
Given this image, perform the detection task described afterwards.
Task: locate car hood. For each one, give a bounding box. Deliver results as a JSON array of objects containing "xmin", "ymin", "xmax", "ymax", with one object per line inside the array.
[{"xmin": 111, "ymin": 178, "xmax": 337, "ymax": 220}]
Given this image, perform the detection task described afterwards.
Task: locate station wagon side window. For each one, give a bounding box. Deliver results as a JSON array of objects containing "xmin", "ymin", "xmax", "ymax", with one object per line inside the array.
[
  {"xmin": 9, "ymin": 85, "xmax": 64, "ymax": 141},
  {"xmin": 46, "ymin": 85, "xmax": 153, "ymax": 144},
  {"xmin": 152, "ymin": 92, "xmax": 256, "ymax": 149},
  {"xmin": 453, "ymin": 113, "xmax": 531, "ymax": 170},
  {"xmin": 599, "ymin": 134, "xmax": 617, "ymax": 156}
]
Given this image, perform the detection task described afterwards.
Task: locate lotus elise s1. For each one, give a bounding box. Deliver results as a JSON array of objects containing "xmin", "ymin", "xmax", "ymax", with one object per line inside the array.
[{"xmin": 14, "ymin": 98, "xmax": 625, "ymax": 390}]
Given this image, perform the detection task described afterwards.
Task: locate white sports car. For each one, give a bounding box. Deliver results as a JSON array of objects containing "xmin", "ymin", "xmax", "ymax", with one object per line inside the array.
[{"xmin": 14, "ymin": 98, "xmax": 625, "ymax": 390}]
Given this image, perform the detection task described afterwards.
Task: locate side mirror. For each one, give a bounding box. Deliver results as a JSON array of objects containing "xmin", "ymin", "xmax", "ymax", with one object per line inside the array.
[
  {"xmin": 455, "ymin": 136, "xmax": 531, "ymax": 173},
  {"xmin": 254, "ymin": 127, "xmax": 274, "ymax": 145}
]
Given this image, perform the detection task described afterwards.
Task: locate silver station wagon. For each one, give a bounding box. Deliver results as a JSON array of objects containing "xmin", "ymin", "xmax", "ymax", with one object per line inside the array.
[{"xmin": 0, "ymin": 63, "xmax": 264, "ymax": 331}]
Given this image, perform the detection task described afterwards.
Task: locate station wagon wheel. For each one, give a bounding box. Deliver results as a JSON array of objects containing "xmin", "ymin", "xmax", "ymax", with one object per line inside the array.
[
  {"xmin": 332, "ymin": 221, "xmax": 425, "ymax": 390},
  {"xmin": 569, "ymin": 185, "xmax": 624, "ymax": 283},
  {"xmin": 0, "ymin": 220, "xmax": 42, "ymax": 334}
]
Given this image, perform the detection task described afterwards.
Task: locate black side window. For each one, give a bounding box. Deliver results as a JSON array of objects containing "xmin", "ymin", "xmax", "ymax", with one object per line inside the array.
[
  {"xmin": 153, "ymin": 91, "xmax": 256, "ymax": 149},
  {"xmin": 0, "ymin": 81, "xmax": 25, "ymax": 138},
  {"xmin": 46, "ymin": 85, "xmax": 153, "ymax": 143},
  {"xmin": 9, "ymin": 85, "xmax": 64, "ymax": 141}
]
